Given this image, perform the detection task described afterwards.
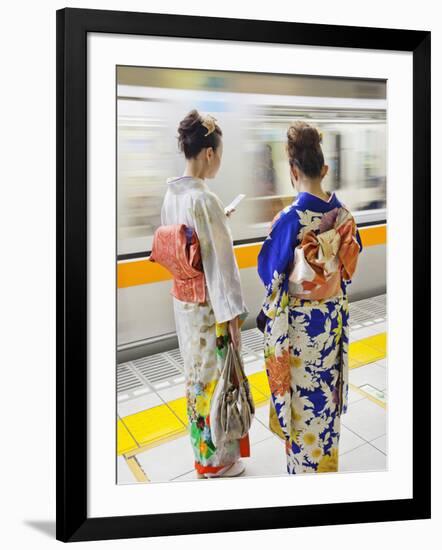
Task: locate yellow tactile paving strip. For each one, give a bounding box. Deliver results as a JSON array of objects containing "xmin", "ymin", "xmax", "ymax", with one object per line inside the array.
[
  {"xmin": 349, "ymin": 332, "xmax": 386, "ymax": 368},
  {"xmin": 118, "ymin": 332, "xmax": 387, "ymax": 456},
  {"xmin": 117, "ymin": 419, "xmax": 138, "ymax": 455}
]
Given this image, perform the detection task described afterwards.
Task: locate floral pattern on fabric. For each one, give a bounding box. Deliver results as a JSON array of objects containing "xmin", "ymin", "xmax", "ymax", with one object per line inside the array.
[
  {"xmin": 174, "ymin": 297, "xmax": 248, "ymax": 471},
  {"xmin": 257, "ymin": 192, "xmax": 361, "ymax": 474},
  {"xmin": 161, "ymin": 176, "xmax": 249, "ymax": 474}
]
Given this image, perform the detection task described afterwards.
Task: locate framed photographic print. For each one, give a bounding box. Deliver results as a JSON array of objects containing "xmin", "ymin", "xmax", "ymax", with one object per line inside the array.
[{"xmin": 56, "ymin": 7, "xmax": 431, "ymax": 542}]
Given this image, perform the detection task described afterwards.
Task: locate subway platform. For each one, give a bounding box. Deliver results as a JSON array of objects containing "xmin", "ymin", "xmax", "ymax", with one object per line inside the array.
[{"xmin": 117, "ymin": 294, "xmax": 387, "ymax": 483}]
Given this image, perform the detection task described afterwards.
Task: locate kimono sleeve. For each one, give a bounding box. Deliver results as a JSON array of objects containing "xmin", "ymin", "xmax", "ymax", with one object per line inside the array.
[
  {"xmin": 257, "ymin": 211, "xmax": 299, "ymax": 288},
  {"xmin": 340, "ymin": 222, "xmax": 363, "ymax": 294},
  {"xmin": 356, "ymin": 225, "xmax": 363, "ymax": 253},
  {"xmin": 192, "ymin": 192, "xmax": 248, "ymax": 324},
  {"xmin": 257, "ymin": 211, "xmax": 299, "ymax": 326}
]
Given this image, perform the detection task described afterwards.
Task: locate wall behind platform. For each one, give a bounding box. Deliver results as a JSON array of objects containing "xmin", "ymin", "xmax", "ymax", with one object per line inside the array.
[{"xmin": 1, "ymin": 1, "xmax": 439, "ymax": 549}]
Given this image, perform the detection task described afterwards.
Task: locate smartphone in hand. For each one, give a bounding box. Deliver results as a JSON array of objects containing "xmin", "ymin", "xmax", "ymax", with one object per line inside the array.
[{"xmin": 225, "ymin": 194, "xmax": 246, "ymax": 216}]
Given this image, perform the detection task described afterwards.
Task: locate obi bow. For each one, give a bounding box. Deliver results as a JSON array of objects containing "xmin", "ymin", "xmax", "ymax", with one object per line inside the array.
[
  {"xmin": 289, "ymin": 207, "xmax": 360, "ymax": 297},
  {"xmin": 149, "ymin": 224, "xmax": 206, "ymax": 303}
]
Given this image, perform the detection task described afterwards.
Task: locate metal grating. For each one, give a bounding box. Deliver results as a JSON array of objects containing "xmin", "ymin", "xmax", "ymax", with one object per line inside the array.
[
  {"xmin": 117, "ymin": 294, "xmax": 387, "ymax": 400},
  {"xmin": 117, "ymin": 362, "xmax": 145, "ymax": 394},
  {"xmin": 241, "ymin": 329, "xmax": 265, "ymax": 356},
  {"xmin": 133, "ymin": 353, "xmax": 183, "ymax": 386},
  {"xmin": 349, "ymin": 294, "xmax": 386, "ymax": 327},
  {"xmin": 165, "ymin": 348, "xmax": 185, "ymax": 369},
  {"xmin": 370, "ymin": 294, "xmax": 386, "ymax": 305}
]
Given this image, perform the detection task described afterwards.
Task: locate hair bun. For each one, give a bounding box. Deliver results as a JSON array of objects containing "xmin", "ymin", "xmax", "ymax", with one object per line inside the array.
[
  {"xmin": 177, "ymin": 109, "xmax": 201, "ymax": 137},
  {"xmin": 286, "ymin": 120, "xmax": 325, "ymax": 178},
  {"xmin": 176, "ymin": 109, "xmax": 223, "ymax": 159},
  {"xmin": 287, "ymin": 121, "xmax": 322, "ymax": 149}
]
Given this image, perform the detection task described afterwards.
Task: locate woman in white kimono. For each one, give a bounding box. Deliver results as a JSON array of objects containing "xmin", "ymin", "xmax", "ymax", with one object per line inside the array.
[{"xmin": 161, "ymin": 110, "xmax": 249, "ymax": 478}]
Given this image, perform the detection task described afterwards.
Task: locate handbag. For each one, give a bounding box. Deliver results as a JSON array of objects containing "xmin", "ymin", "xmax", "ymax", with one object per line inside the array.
[{"xmin": 209, "ymin": 342, "xmax": 255, "ymax": 447}]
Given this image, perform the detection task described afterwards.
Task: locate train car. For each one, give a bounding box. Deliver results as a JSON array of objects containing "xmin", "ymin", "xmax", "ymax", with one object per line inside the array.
[{"xmin": 116, "ymin": 70, "xmax": 386, "ymax": 363}]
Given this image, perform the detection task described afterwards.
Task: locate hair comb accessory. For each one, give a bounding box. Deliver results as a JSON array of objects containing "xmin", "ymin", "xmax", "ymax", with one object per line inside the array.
[{"xmin": 201, "ymin": 114, "xmax": 217, "ymax": 136}]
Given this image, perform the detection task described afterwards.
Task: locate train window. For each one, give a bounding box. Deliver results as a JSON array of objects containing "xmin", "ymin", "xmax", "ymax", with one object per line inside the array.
[{"xmin": 117, "ymin": 70, "xmax": 386, "ymax": 257}]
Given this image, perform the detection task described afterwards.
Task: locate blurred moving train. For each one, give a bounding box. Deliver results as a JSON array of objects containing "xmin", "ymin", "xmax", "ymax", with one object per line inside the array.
[{"xmin": 117, "ymin": 68, "xmax": 387, "ymax": 363}]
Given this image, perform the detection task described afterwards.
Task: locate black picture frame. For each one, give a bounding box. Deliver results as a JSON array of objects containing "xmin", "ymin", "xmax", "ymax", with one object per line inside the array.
[{"xmin": 56, "ymin": 7, "xmax": 431, "ymax": 542}]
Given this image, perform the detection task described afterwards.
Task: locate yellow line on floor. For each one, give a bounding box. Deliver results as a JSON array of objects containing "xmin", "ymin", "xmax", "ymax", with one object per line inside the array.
[
  {"xmin": 349, "ymin": 383, "xmax": 387, "ymax": 409},
  {"xmin": 125, "ymin": 455, "xmax": 150, "ymax": 482},
  {"xmin": 118, "ymin": 332, "xmax": 387, "ymax": 455}
]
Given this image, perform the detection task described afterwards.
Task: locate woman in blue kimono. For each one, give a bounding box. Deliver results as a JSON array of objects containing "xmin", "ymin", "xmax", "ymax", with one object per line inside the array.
[{"xmin": 257, "ymin": 121, "xmax": 363, "ymax": 474}]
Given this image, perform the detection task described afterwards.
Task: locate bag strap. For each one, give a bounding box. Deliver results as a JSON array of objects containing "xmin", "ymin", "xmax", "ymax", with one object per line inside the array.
[
  {"xmin": 228, "ymin": 342, "xmax": 247, "ymax": 385},
  {"xmin": 222, "ymin": 343, "xmax": 235, "ymax": 391}
]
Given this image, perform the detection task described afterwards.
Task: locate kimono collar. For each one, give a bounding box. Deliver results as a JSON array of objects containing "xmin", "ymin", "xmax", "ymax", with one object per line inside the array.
[
  {"xmin": 293, "ymin": 191, "xmax": 340, "ymax": 212},
  {"xmin": 166, "ymin": 176, "xmax": 209, "ymax": 194}
]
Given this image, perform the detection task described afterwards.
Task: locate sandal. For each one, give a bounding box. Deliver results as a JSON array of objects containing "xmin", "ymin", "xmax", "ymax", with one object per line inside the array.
[{"xmin": 203, "ymin": 460, "xmax": 246, "ymax": 478}]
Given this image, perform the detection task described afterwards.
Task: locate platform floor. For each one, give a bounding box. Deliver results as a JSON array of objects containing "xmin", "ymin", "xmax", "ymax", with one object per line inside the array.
[{"xmin": 117, "ymin": 295, "xmax": 387, "ymax": 483}]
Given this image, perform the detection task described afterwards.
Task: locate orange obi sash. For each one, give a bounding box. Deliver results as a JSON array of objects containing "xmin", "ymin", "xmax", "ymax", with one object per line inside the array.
[
  {"xmin": 289, "ymin": 206, "xmax": 360, "ymax": 301},
  {"xmin": 149, "ymin": 224, "xmax": 206, "ymax": 303}
]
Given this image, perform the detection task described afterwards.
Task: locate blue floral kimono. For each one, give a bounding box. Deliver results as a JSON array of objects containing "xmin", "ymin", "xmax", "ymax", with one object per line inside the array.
[{"xmin": 257, "ymin": 191, "xmax": 362, "ymax": 474}]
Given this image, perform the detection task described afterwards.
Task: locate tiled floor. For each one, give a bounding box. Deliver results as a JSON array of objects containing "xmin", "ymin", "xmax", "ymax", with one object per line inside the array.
[{"xmin": 118, "ymin": 312, "xmax": 387, "ymax": 483}]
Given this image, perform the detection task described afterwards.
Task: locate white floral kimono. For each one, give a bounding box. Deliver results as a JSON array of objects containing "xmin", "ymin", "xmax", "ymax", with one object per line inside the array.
[{"xmin": 161, "ymin": 176, "xmax": 249, "ymax": 475}]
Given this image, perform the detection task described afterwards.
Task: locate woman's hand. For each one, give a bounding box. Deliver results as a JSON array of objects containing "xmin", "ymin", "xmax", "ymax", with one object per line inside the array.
[{"xmin": 228, "ymin": 316, "xmax": 241, "ymax": 349}]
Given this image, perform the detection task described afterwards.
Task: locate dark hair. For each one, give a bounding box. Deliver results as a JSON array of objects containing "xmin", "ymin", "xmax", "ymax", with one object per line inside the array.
[
  {"xmin": 286, "ymin": 121, "xmax": 324, "ymax": 178},
  {"xmin": 177, "ymin": 109, "xmax": 223, "ymax": 159}
]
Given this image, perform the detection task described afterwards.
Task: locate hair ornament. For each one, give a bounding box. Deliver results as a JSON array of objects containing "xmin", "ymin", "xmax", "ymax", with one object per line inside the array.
[{"xmin": 201, "ymin": 113, "xmax": 218, "ymax": 137}]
